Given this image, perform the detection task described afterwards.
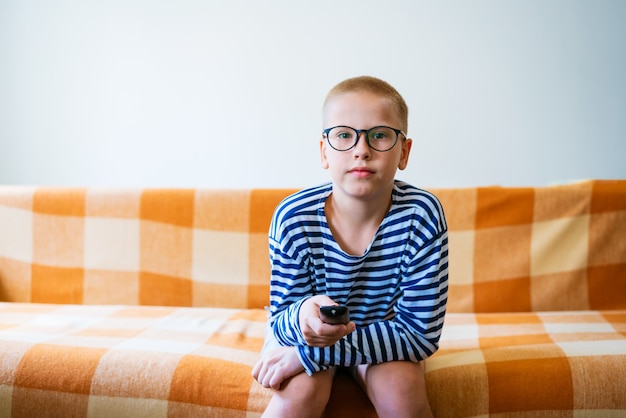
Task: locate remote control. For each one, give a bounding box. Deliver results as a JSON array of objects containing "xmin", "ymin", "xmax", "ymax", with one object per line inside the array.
[{"xmin": 319, "ymin": 305, "xmax": 350, "ymax": 325}]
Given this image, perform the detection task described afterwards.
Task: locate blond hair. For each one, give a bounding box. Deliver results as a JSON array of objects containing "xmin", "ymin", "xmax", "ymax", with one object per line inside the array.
[{"xmin": 323, "ymin": 76, "xmax": 409, "ymax": 131}]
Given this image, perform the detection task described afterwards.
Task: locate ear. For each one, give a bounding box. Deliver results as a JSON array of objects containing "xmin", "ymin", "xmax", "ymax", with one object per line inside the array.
[
  {"xmin": 398, "ymin": 138, "xmax": 412, "ymax": 170},
  {"xmin": 320, "ymin": 137, "xmax": 330, "ymax": 169}
]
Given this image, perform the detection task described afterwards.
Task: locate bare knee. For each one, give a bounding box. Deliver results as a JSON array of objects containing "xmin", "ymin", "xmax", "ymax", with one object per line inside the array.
[
  {"xmin": 357, "ymin": 361, "xmax": 432, "ymax": 418},
  {"xmin": 262, "ymin": 369, "xmax": 334, "ymax": 418}
]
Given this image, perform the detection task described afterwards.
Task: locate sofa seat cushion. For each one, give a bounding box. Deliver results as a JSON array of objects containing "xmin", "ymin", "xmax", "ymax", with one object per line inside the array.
[
  {"xmin": 427, "ymin": 310, "xmax": 626, "ymax": 417},
  {"xmin": 0, "ymin": 302, "xmax": 380, "ymax": 418},
  {"xmin": 2, "ymin": 303, "xmax": 625, "ymax": 417},
  {"xmin": 0, "ymin": 302, "xmax": 274, "ymax": 417}
]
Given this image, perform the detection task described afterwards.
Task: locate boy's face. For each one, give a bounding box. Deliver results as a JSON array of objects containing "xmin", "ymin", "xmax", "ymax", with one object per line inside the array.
[{"xmin": 320, "ymin": 91, "xmax": 412, "ymax": 201}]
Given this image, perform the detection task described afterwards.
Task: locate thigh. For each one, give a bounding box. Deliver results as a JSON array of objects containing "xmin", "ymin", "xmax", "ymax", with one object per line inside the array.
[
  {"xmin": 262, "ymin": 368, "xmax": 336, "ymax": 418},
  {"xmin": 355, "ymin": 361, "xmax": 432, "ymax": 418}
]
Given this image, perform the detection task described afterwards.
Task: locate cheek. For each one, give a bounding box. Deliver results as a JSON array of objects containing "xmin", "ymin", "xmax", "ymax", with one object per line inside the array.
[
  {"xmin": 323, "ymin": 153, "xmax": 340, "ymax": 170},
  {"xmin": 322, "ymin": 152, "xmax": 347, "ymax": 172},
  {"xmin": 386, "ymin": 152, "xmax": 407, "ymax": 172}
]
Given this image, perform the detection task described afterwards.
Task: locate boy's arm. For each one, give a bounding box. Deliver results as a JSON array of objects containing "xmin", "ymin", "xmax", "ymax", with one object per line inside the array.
[
  {"xmin": 266, "ymin": 228, "xmax": 314, "ymax": 347},
  {"xmin": 268, "ymin": 238, "xmax": 354, "ymax": 351},
  {"xmin": 296, "ymin": 231, "xmax": 449, "ymax": 375}
]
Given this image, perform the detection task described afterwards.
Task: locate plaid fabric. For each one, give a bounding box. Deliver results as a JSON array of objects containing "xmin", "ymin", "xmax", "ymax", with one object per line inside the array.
[
  {"xmin": 0, "ymin": 187, "xmax": 296, "ymax": 309},
  {"xmin": 0, "ymin": 303, "xmax": 623, "ymax": 417},
  {"xmin": 1, "ymin": 181, "xmax": 624, "ymax": 313},
  {"xmin": 434, "ymin": 180, "xmax": 626, "ymax": 313},
  {"xmin": 1, "ymin": 180, "xmax": 625, "ymax": 417},
  {"xmin": 0, "ymin": 302, "xmax": 273, "ymax": 417},
  {"xmin": 427, "ymin": 310, "xmax": 626, "ymax": 417}
]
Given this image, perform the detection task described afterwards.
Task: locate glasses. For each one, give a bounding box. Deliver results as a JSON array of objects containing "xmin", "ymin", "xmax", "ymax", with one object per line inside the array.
[{"xmin": 322, "ymin": 125, "xmax": 405, "ymax": 152}]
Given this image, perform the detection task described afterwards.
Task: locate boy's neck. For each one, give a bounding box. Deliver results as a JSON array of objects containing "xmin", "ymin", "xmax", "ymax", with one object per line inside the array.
[
  {"xmin": 326, "ymin": 183, "xmax": 393, "ymax": 227},
  {"xmin": 325, "ymin": 187, "xmax": 393, "ymax": 256}
]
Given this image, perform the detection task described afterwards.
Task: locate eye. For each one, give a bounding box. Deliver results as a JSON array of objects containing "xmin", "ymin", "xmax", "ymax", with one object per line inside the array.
[
  {"xmin": 369, "ymin": 128, "xmax": 392, "ymax": 141},
  {"xmin": 329, "ymin": 127, "xmax": 356, "ymax": 141},
  {"xmin": 337, "ymin": 132, "xmax": 352, "ymax": 139},
  {"xmin": 371, "ymin": 132, "xmax": 388, "ymax": 140}
]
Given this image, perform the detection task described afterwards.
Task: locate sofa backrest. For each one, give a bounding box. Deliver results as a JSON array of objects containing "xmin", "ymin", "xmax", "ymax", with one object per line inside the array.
[
  {"xmin": 436, "ymin": 180, "xmax": 626, "ymax": 312},
  {"xmin": 0, "ymin": 180, "xmax": 624, "ymax": 312},
  {"xmin": 0, "ymin": 187, "xmax": 294, "ymax": 309}
]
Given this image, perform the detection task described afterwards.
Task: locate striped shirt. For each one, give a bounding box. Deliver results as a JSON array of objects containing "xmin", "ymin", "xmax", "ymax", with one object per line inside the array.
[{"xmin": 267, "ymin": 180, "xmax": 449, "ymax": 375}]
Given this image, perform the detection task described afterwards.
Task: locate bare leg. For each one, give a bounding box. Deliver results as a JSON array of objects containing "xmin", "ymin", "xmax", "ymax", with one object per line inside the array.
[
  {"xmin": 262, "ymin": 368, "xmax": 335, "ymax": 418},
  {"xmin": 355, "ymin": 361, "xmax": 433, "ymax": 418}
]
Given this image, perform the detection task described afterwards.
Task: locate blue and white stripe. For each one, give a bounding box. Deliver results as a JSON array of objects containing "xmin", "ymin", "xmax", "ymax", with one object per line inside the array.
[{"xmin": 267, "ymin": 181, "xmax": 448, "ymax": 375}]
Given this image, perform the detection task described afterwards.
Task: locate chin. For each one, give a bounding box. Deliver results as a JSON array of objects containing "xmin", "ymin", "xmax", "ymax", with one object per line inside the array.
[{"xmin": 345, "ymin": 184, "xmax": 383, "ymax": 200}]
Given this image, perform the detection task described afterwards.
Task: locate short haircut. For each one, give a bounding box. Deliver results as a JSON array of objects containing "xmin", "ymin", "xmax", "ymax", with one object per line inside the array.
[{"xmin": 323, "ymin": 76, "xmax": 409, "ymax": 132}]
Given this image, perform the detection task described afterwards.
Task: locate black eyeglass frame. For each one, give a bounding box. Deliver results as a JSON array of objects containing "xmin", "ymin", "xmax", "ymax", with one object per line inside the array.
[{"xmin": 322, "ymin": 125, "xmax": 407, "ymax": 152}]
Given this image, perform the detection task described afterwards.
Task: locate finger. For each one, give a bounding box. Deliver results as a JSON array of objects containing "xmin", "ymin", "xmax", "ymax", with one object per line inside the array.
[
  {"xmin": 319, "ymin": 322, "xmax": 351, "ymax": 338},
  {"xmin": 269, "ymin": 370, "xmax": 283, "ymax": 390},
  {"xmin": 251, "ymin": 359, "xmax": 262, "ymax": 380},
  {"xmin": 266, "ymin": 364, "xmax": 285, "ymax": 390},
  {"xmin": 259, "ymin": 361, "xmax": 274, "ymax": 388},
  {"xmin": 261, "ymin": 366, "xmax": 273, "ymax": 388}
]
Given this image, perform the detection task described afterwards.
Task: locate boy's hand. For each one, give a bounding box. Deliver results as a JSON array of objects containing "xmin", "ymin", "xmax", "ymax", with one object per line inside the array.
[
  {"xmin": 252, "ymin": 346, "xmax": 304, "ymax": 390},
  {"xmin": 299, "ymin": 295, "xmax": 356, "ymax": 347}
]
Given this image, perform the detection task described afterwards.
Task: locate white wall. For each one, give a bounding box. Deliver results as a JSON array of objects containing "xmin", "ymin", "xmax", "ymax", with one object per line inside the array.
[{"xmin": 1, "ymin": 0, "xmax": 625, "ymax": 189}]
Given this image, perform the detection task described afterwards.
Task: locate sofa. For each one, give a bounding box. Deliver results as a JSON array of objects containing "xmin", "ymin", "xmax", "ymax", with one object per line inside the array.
[{"xmin": 0, "ymin": 179, "xmax": 624, "ymax": 417}]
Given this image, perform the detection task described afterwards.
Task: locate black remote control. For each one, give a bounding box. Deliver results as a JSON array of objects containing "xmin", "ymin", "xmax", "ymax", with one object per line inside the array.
[{"xmin": 319, "ymin": 305, "xmax": 350, "ymax": 325}]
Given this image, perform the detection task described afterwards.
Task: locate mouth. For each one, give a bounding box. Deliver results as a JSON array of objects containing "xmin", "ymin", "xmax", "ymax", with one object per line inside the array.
[{"xmin": 348, "ymin": 167, "xmax": 374, "ymax": 177}]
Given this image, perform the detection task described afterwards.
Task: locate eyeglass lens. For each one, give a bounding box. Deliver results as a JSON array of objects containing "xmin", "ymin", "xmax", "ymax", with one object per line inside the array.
[{"xmin": 326, "ymin": 126, "xmax": 398, "ymax": 152}]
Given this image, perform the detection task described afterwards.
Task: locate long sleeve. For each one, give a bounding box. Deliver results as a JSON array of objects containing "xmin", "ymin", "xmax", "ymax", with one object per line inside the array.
[
  {"xmin": 266, "ymin": 186, "xmax": 327, "ymax": 348},
  {"xmin": 265, "ymin": 182, "xmax": 449, "ymax": 376},
  {"xmin": 296, "ymin": 230, "xmax": 448, "ymax": 374},
  {"xmin": 268, "ymin": 236, "xmax": 312, "ymax": 347}
]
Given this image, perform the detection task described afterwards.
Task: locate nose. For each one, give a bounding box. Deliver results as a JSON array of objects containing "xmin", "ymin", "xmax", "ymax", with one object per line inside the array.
[{"xmin": 353, "ymin": 131, "xmax": 371, "ymax": 159}]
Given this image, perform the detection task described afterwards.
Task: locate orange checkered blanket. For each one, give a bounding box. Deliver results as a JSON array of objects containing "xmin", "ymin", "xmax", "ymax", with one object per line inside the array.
[{"xmin": 0, "ymin": 180, "xmax": 625, "ymax": 417}]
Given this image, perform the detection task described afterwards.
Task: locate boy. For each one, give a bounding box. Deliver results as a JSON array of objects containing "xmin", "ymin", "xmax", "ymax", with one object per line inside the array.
[{"xmin": 252, "ymin": 76, "xmax": 448, "ymax": 418}]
